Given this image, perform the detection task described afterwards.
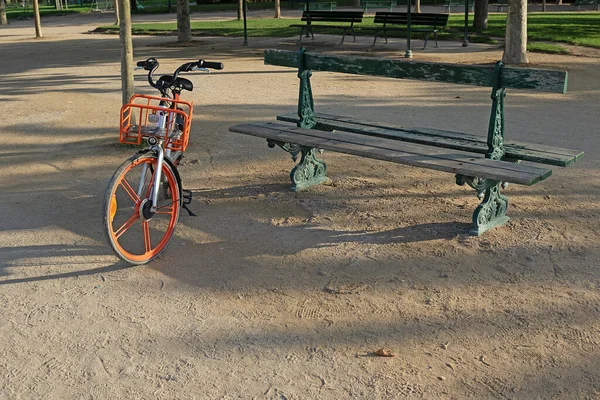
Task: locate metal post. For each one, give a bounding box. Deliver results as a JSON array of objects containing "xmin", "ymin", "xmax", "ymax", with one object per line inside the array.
[
  {"xmin": 305, "ymin": 0, "xmax": 312, "ymax": 38},
  {"xmin": 405, "ymin": 0, "xmax": 412, "ymax": 58},
  {"xmin": 462, "ymin": 0, "xmax": 469, "ymax": 47},
  {"xmin": 243, "ymin": 0, "xmax": 248, "ymax": 46}
]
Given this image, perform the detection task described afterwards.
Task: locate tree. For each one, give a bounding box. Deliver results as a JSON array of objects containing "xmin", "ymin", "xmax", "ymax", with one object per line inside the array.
[
  {"xmin": 473, "ymin": 0, "xmax": 488, "ymax": 30},
  {"xmin": 118, "ymin": 0, "xmax": 134, "ymax": 105},
  {"xmin": 114, "ymin": 0, "xmax": 120, "ymax": 25},
  {"xmin": 177, "ymin": 0, "xmax": 191, "ymax": 42},
  {"xmin": 55, "ymin": 0, "xmax": 63, "ymax": 11},
  {"xmin": 415, "ymin": 0, "xmax": 421, "ymax": 13},
  {"xmin": 1, "ymin": 0, "xmax": 8, "ymax": 26},
  {"xmin": 32, "ymin": 0, "xmax": 43, "ymax": 38},
  {"xmin": 503, "ymin": 0, "xmax": 528, "ymax": 64},
  {"xmin": 274, "ymin": 0, "xmax": 281, "ymax": 18}
]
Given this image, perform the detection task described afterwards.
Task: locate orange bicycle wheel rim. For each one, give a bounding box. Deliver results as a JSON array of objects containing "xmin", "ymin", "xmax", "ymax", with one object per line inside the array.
[{"xmin": 105, "ymin": 155, "xmax": 180, "ymax": 264}]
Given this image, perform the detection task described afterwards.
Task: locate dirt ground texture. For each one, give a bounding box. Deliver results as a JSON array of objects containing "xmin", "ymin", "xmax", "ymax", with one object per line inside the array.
[{"xmin": 1, "ymin": 10, "xmax": 600, "ymax": 399}]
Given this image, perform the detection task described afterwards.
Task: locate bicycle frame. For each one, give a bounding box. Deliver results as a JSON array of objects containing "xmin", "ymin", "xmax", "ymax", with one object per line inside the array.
[{"xmin": 144, "ymin": 94, "xmax": 183, "ymax": 214}]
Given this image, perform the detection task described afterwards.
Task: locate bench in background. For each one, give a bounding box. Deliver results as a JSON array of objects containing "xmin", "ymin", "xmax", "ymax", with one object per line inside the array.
[
  {"xmin": 444, "ymin": 0, "xmax": 473, "ymax": 13},
  {"xmin": 361, "ymin": 12, "xmax": 449, "ymax": 48},
  {"xmin": 573, "ymin": 0, "xmax": 600, "ymax": 10},
  {"xmin": 289, "ymin": 0, "xmax": 337, "ymax": 10},
  {"xmin": 492, "ymin": 0, "xmax": 507, "ymax": 11},
  {"xmin": 289, "ymin": 10, "xmax": 365, "ymax": 44},
  {"xmin": 361, "ymin": 0, "xmax": 396, "ymax": 13},
  {"xmin": 230, "ymin": 48, "xmax": 583, "ymax": 236}
]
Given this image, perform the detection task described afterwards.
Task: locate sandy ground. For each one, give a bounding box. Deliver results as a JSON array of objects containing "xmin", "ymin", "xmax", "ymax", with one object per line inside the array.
[{"xmin": 1, "ymin": 10, "xmax": 600, "ymax": 399}]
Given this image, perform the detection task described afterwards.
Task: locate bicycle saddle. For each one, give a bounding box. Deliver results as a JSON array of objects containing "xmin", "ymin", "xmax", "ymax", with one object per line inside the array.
[{"xmin": 158, "ymin": 75, "xmax": 193, "ymax": 92}]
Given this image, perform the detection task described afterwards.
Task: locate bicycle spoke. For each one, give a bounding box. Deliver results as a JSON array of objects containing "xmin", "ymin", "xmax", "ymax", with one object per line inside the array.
[
  {"xmin": 155, "ymin": 207, "xmax": 174, "ymax": 215},
  {"xmin": 119, "ymin": 178, "xmax": 141, "ymax": 203},
  {"xmin": 115, "ymin": 213, "xmax": 140, "ymax": 239},
  {"xmin": 142, "ymin": 221, "xmax": 152, "ymax": 253}
]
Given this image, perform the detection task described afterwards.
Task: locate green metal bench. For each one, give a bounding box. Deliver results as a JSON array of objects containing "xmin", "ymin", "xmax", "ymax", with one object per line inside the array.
[
  {"xmin": 444, "ymin": 0, "xmax": 472, "ymax": 12},
  {"xmin": 229, "ymin": 48, "xmax": 583, "ymax": 236},
  {"xmin": 573, "ymin": 0, "xmax": 600, "ymax": 10},
  {"xmin": 361, "ymin": 12, "xmax": 449, "ymax": 48},
  {"xmin": 289, "ymin": 10, "xmax": 365, "ymax": 44},
  {"xmin": 289, "ymin": 0, "xmax": 337, "ymax": 10},
  {"xmin": 492, "ymin": 0, "xmax": 507, "ymax": 11},
  {"xmin": 361, "ymin": 0, "xmax": 397, "ymax": 13}
]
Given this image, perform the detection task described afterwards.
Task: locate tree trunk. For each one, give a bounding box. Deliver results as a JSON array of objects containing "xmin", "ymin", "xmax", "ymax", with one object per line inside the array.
[
  {"xmin": 503, "ymin": 0, "xmax": 528, "ymax": 64},
  {"xmin": 473, "ymin": 0, "xmax": 488, "ymax": 30},
  {"xmin": 177, "ymin": 0, "xmax": 191, "ymax": 42},
  {"xmin": 118, "ymin": 0, "xmax": 134, "ymax": 106},
  {"xmin": 114, "ymin": 0, "xmax": 120, "ymax": 25},
  {"xmin": 415, "ymin": 0, "xmax": 421, "ymax": 13},
  {"xmin": 32, "ymin": 0, "xmax": 43, "ymax": 38},
  {"xmin": 274, "ymin": 0, "xmax": 281, "ymax": 18},
  {"xmin": 542, "ymin": 0, "xmax": 546, "ymax": 11},
  {"xmin": 1, "ymin": 0, "xmax": 8, "ymax": 26},
  {"xmin": 237, "ymin": 0, "xmax": 242, "ymax": 20},
  {"xmin": 55, "ymin": 0, "xmax": 63, "ymax": 10}
]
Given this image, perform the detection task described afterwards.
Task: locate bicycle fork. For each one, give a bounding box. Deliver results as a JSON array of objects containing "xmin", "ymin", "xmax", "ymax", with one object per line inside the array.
[{"xmin": 138, "ymin": 140, "xmax": 195, "ymax": 218}]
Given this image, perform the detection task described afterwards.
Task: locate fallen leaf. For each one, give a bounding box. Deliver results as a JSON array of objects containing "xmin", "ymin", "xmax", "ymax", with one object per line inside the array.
[{"xmin": 375, "ymin": 348, "xmax": 396, "ymax": 357}]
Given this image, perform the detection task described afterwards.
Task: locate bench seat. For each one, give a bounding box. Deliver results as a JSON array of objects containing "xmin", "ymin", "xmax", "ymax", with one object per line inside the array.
[
  {"xmin": 230, "ymin": 121, "xmax": 552, "ymax": 186},
  {"xmin": 277, "ymin": 112, "xmax": 584, "ymax": 167}
]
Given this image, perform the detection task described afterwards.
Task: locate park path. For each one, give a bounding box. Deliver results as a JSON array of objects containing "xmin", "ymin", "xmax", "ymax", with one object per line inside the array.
[{"xmin": 1, "ymin": 12, "xmax": 600, "ymax": 399}]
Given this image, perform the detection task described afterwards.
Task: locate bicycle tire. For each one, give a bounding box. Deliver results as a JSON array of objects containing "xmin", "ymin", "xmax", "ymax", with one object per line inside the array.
[{"xmin": 103, "ymin": 152, "xmax": 181, "ymax": 265}]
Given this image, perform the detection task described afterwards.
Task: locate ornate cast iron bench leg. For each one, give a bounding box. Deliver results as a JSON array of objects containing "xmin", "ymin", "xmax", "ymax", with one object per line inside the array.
[
  {"xmin": 456, "ymin": 176, "xmax": 509, "ymax": 236},
  {"xmin": 267, "ymin": 140, "xmax": 328, "ymax": 192},
  {"xmin": 454, "ymin": 60, "xmax": 511, "ymax": 235}
]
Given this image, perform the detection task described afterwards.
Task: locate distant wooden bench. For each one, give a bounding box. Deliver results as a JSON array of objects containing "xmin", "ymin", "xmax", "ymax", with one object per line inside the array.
[
  {"xmin": 361, "ymin": 12, "xmax": 449, "ymax": 48},
  {"xmin": 444, "ymin": 0, "xmax": 473, "ymax": 12},
  {"xmin": 229, "ymin": 48, "xmax": 583, "ymax": 236},
  {"xmin": 361, "ymin": 0, "xmax": 396, "ymax": 13},
  {"xmin": 573, "ymin": 0, "xmax": 600, "ymax": 10},
  {"xmin": 289, "ymin": 10, "xmax": 364, "ymax": 44}
]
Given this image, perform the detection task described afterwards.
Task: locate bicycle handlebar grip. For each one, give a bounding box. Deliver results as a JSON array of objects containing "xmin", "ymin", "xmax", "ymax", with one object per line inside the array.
[{"xmin": 201, "ymin": 61, "xmax": 224, "ymax": 70}]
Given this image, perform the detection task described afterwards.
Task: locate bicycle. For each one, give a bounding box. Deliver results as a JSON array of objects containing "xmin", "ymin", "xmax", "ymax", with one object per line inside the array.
[{"xmin": 102, "ymin": 57, "xmax": 224, "ymax": 265}]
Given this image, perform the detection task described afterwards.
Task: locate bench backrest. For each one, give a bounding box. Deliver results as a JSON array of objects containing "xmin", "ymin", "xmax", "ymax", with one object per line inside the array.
[
  {"xmin": 373, "ymin": 12, "xmax": 449, "ymax": 27},
  {"xmin": 301, "ymin": 10, "xmax": 364, "ymax": 23},
  {"xmin": 264, "ymin": 48, "xmax": 568, "ymax": 162},
  {"xmin": 361, "ymin": 0, "xmax": 396, "ymax": 5},
  {"xmin": 264, "ymin": 48, "xmax": 567, "ymax": 93}
]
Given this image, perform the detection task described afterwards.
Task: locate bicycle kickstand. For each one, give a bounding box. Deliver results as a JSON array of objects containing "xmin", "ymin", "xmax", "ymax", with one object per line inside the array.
[{"xmin": 182, "ymin": 189, "xmax": 196, "ymax": 216}]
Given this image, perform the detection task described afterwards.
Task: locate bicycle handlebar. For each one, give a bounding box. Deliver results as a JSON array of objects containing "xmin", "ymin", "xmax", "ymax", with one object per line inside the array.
[
  {"xmin": 199, "ymin": 61, "xmax": 224, "ymax": 70},
  {"xmin": 135, "ymin": 57, "xmax": 224, "ymax": 95}
]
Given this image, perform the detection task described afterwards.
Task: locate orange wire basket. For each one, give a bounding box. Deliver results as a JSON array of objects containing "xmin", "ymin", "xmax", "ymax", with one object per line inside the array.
[{"xmin": 119, "ymin": 94, "xmax": 194, "ymax": 152}]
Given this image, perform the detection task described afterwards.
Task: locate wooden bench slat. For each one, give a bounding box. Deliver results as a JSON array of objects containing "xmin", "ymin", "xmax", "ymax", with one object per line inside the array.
[
  {"xmin": 230, "ymin": 122, "xmax": 552, "ymax": 186},
  {"xmin": 277, "ymin": 112, "xmax": 584, "ymax": 167},
  {"xmin": 264, "ymin": 50, "xmax": 568, "ymax": 93},
  {"xmin": 373, "ymin": 12, "xmax": 449, "ymax": 25}
]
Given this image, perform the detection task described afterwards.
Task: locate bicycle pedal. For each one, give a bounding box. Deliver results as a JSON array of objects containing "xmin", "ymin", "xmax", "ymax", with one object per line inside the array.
[{"xmin": 181, "ymin": 189, "xmax": 196, "ymax": 216}]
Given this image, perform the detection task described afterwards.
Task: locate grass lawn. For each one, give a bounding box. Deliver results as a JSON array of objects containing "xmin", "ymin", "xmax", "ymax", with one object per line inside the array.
[
  {"xmin": 94, "ymin": 12, "xmax": 600, "ymax": 49},
  {"xmin": 4, "ymin": 4, "xmax": 89, "ymax": 19}
]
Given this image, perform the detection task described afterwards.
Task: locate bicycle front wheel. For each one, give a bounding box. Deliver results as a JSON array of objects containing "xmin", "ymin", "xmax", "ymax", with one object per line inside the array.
[{"xmin": 103, "ymin": 153, "xmax": 181, "ymax": 265}]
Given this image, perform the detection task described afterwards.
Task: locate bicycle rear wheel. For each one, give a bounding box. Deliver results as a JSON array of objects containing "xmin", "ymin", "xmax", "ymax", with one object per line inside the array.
[{"xmin": 103, "ymin": 153, "xmax": 181, "ymax": 265}]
